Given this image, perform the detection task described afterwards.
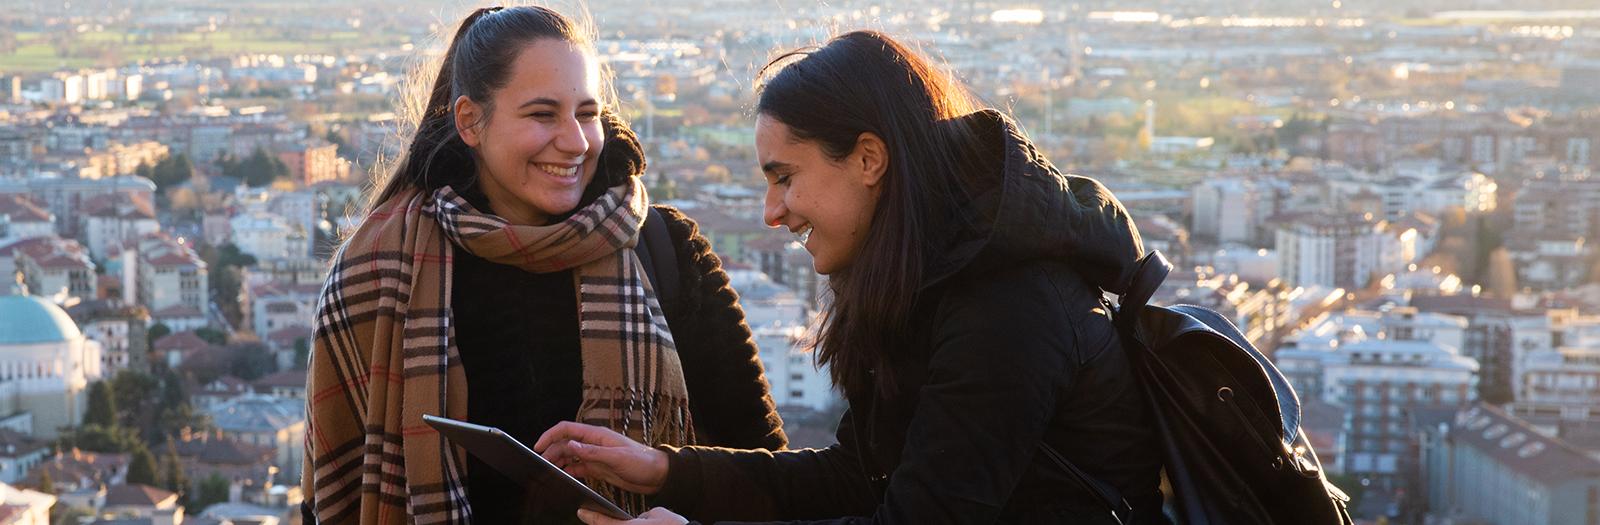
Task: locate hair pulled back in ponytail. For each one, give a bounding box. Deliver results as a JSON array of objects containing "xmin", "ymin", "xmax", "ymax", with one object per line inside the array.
[{"xmin": 368, "ymin": 5, "xmax": 603, "ymax": 212}]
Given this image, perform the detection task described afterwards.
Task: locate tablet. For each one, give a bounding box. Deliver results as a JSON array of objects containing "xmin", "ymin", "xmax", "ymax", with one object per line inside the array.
[{"xmin": 423, "ymin": 414, "xmax": 633, "ymax": 521}]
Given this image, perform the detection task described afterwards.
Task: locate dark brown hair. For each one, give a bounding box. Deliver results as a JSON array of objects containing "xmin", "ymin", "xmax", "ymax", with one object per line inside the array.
[
  {"xmin": 369, "ymin": 5, "xmax": 603, "ymax": 211},
  {"xmin": 757, "ymin": 31, "xmax": 990, "ymax": 398}
]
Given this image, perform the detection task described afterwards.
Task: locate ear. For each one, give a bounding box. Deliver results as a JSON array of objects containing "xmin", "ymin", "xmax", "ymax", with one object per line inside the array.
[
  {"xmin": 454, "ymin": 95, "xmax": 483, "ymax": 148},
  {"xmin": 853, "ymin": 132, "xmax": 888, "ymax": 188}
]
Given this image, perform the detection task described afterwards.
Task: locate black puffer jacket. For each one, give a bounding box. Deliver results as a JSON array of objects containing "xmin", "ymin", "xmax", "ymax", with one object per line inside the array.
[{"xmin": 652, "ymin": 110, "xmax": 1167, "ymax": 524}]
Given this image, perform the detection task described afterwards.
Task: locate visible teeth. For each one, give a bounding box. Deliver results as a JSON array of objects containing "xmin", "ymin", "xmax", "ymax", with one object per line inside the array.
[
  {"xmin": 793, "ymin": 225, "xmax": 811, "ymax": 244},
  {"xmin": 536, "ymin": 164, "xmax": 578, "ymax": 177}
]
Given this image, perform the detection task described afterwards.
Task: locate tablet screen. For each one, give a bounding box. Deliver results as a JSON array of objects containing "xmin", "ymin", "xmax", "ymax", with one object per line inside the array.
[{"xmin": 423, "ymin": 414, "xmax": 634, "ymax": 521}]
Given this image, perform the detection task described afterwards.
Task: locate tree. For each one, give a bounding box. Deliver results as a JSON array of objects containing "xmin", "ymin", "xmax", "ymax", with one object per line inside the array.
[
  {"xmin": 58, "ymin": 424, "xmax": 141, "ymax": 453},
  {"xmin": 163, "ymin": 442, "xmax": 189, "ymax": 502},
  {"xmin": 147, "ymin": 323, "xmax": 172, "ymax": 353},
  {"xmin": 228, "ymin": 342, "xmax": 278, "ymax": 380},
  {"xmin": 293, "ymin": 338, "xmax": 311, "ymax": 371},
  {"xmin": 220, "ymin": 147, "xmax": 291, "ymax": 188},
  {"xmin": 148, "ymin": 154, "xmax": 195, "ymax": 190},
  {"xmin": 112, "ymin": 370, "xmax": 161, "ymax": 432},
  {"xmin": 193, "ymin": 472, "xmax": 231, "ymax": 511},
  {"xmin": 200, "ymin": 243, "xmax": 257, "ymax": 329},
  {"xmin": 325, "ymin": 128, "xmax": 352, "ymax": 158},
  {"xmin": 194, "ymin": 327, "xmax": 228, "ymax": 346},
  {"xmin": 127, "ymin": 444, "xmax": 158, "ymax": 486},
  {"xmin": 37, "ymin": 470, "xmax": 54, "ymax": 494},
  {"xmin": 84, "ymin": 381, "xmax": 117, "ymax": 428}
]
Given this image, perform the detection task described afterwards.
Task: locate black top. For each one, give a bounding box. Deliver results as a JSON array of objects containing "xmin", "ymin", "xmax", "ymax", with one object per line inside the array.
[
  {"xmin": 650, "ymin": 110, "xmax": 1165, "ymax": 525},
  {"xmin": 452, "ymin": 204, "xmax": 790, "ymax": 524}
]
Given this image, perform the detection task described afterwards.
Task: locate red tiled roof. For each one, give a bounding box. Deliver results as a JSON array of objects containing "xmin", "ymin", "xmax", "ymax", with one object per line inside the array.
[
  {"xmin": 21, "ymin": 449, "xmax": 131, "ymax": 490},
  {"xmin": 137, "ymin": 234, "xmax": 204, "ymax": 268},
  {"xmin": 81, "ymin": 193, "xmax": 156, "ymax": 220},
  {"xmin": 145, "ymin": 252, "xmax": 197, "ymax": 266},
  {"xmin": 0, "ymin": 428, "xmax": 47, "ymax": 458},
  {"xmin": 0, "ymin": 236, "xmax": 50, "ymax": 254},
  {"xmin": 103, "ymin": 483, "xmax": 177, "ymax": 507},
  {"xmin": 153, "ymin": 331, "xmax": 213, "ymax": 353},
  {"xmin": 687, "ymin": 206, "xmax": 769, "ymax": 236},
  {"xmin": 0, "ymin": 195, "xmax": 51, "ymax": 222},
  {"xmin": 33, "ymin": 251, "xmax": 89, "ymax": 269},
  {"xmin": 11, "ymin": 236, "xmax": 92, "ymax": 269},
  {"xmin": 173, "ymin": 435, "xmax": 274, "ymax": 466}
]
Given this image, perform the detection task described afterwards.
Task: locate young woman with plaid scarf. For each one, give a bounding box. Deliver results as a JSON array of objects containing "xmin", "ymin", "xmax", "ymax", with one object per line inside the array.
[
  {"xmin": 534, "ymin": 31, "xmax": 1170, "ymax": 525},
  {"xmin": 300, "ymin": 6, "xmax": 786, "ymax": 524}
]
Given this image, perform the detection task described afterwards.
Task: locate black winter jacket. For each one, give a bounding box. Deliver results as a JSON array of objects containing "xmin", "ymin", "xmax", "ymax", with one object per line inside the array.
[{"xmin": 652, "ymin": 110, "xmax": 1167, "ymax": 524}]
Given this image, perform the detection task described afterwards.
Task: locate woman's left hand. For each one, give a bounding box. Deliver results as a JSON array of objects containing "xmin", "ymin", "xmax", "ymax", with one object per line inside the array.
[{"xmin": 577, "ymin": 507, "xmax": 688, "ymax": 525}]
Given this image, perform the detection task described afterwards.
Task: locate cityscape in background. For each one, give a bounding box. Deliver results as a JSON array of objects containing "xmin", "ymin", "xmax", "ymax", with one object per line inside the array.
[{"xmin": 2, "ymin": 0, "xmax": 1600, "ymax": 523}]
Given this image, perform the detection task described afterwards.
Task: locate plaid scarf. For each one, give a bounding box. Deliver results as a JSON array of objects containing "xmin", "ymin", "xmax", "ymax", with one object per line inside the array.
[{"xmin": 303, "ymin": 177, "xmax": 695, "ymax": 524}]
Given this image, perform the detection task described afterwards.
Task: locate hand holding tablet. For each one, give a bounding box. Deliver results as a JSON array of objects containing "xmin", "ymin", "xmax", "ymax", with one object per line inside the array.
[
  {"xmin": 423, "ymin": 415, "xmax": 633, "ymax": 521},
  {"xmin": 534, "ymin": 421, "xmax": 673, "ymax": 496}
]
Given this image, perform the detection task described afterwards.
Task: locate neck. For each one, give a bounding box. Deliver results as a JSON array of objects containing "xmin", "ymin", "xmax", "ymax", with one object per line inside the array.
[{"xmin": 477, "ymin": 173, "xmax": 550, "ymax": 226}]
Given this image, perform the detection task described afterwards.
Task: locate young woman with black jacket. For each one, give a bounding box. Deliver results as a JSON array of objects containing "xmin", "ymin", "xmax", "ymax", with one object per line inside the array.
[
  {"xmin": 535, "ymin": 30, "xmax": 1168, "ymax": 525},
  {"xmin": 301, "ymin": 7, "xmax": 785, "ymax": 524}
]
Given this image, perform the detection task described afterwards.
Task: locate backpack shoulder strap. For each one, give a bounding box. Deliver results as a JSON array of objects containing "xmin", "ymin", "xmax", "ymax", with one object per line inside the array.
[
  {"xmin": 1116, "ymin": 251, "xmax": 1173, "ymax": 336},
  {"xmin": 1039, "ymin": 442, "xmax": 1131, "ymax": 525},
  {"xmin": 633, "ymin": 206, "xmax": 681, "ymax": 316}
]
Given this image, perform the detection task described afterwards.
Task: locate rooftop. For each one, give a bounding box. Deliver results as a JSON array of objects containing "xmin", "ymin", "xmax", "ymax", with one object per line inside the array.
[
  {"xmin": 103, "ymin": 483, "xmax": 177, "ymax": 508},
  {"xmin": 0, "ymin": 295, "xmax": 82, "ymax": 345},
  {"xmin": 1443, "ymin": 403, "xmax": 1600, "ymax": 486},
  {"xmin": 0, "ymin": 195, "xmax": 51, "ymax": 223},
  {"xmin": 207, "ymin": 394, "xmax": 304, "ymax": 433},
  {"xmin": 81, "ymin": 193, "xmax": 156, "ymax": 220},
  {"xmin": 173, "ymin": 435, "xmax": 274, "ymax": 466},
  {"xmin": 153, "ymin": 331, "xmax": 214, "ymax": 353}
]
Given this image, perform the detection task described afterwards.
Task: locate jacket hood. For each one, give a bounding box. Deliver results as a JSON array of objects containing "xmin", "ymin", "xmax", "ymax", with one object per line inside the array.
[{"xmin": 922, "ymin": 109, "xmax": 1144, "ymax": 295}]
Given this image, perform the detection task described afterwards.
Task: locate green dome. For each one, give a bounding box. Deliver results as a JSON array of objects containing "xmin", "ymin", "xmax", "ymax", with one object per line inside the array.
[{"xmin": 0, "ymin": 295, "xmax": 82, "ymax": 345}]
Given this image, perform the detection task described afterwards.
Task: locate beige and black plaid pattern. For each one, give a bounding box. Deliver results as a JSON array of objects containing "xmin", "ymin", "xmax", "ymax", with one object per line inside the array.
[{"xmin": 303, "ymin": 178, "xmax": 694, "ymax": 524}]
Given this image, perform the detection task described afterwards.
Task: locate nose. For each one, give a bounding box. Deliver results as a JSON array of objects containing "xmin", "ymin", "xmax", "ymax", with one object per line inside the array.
[
  {"xmin": 763, "ymin": 184, "xmax": 788, "ymax": 228},
  {"xmin": 552, "ymin": 115, "xmax": 589, "ymax": 156}
]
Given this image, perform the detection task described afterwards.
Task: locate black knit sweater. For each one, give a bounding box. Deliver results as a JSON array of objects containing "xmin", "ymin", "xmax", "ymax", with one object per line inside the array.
[{"xmin": 451, "ymin": 205, "xmax": 789, "ymax": 523}]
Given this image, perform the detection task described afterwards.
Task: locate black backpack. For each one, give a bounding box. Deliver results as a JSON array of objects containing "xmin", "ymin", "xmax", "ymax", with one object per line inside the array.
[
  {"xmin": 633, "ymin": 207, "xmax": 681, "ymax": 316},
  {"xmin": 1043, "ymin": 251, "xmax": 1353, "ymax": 525}
]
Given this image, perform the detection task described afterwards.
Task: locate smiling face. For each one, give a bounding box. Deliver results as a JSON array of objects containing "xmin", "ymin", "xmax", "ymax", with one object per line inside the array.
[
  {"xmin": 757, "ymin": 114, "xmax": 887, "ymax": 275},
  {"xmin": 455, "ymin": 38, "xmax": 604, "ymax": 226}
]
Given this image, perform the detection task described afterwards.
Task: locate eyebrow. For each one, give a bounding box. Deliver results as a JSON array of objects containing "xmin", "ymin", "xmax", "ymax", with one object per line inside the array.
[
  {"xmin": 761, "ymin": 161, "xmax": 793, "ymax": 174},
  {"xmin": 517, "ymin": 97, "xmax": 600, "ymax": 109}
]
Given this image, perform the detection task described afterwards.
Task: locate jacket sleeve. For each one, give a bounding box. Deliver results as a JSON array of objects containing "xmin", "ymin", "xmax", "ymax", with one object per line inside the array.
[
  {"xmin": 659, "ymin": 264, "xmax": 1076, "ymax": 525},
  {"xmin": 656, "ymin": 205, "xmax": 789, "ymax": 451},
  {"xmin": 650, "ymin": 410, "xmax": 878, "ymax": 522}
]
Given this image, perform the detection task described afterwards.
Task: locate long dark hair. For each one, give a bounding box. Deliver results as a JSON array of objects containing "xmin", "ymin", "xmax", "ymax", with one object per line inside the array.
[
  {"xmin": 368, "ymin": 5, "xmax": 606, "ymax": 212},
  {"xmin": 758, "ymin": 31, "xmax": 991, "ymax": 398}
]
